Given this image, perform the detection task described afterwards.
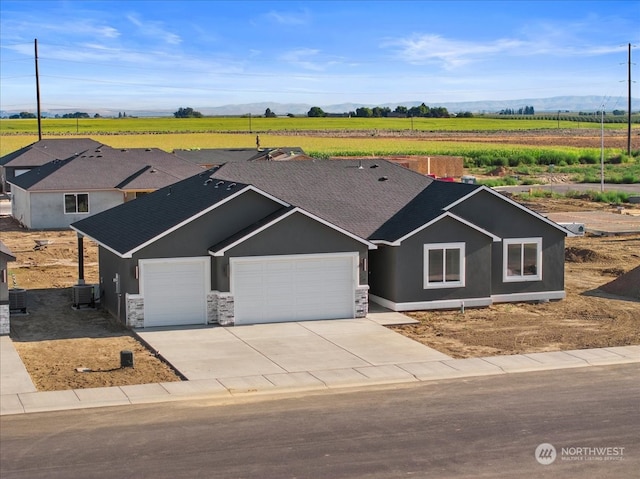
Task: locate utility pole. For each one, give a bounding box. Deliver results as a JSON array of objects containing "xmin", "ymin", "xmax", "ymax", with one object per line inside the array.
[
  {"xmin": 627, "ymin": 43, "xmax": 632, "ymax": 155},
  {"xmin": 600, "ymin": 106, "xmax": 605, "ymax": 193},
  {"xmin": 34, "ymin": 38, "xmax": 42, "ymax": 141}
]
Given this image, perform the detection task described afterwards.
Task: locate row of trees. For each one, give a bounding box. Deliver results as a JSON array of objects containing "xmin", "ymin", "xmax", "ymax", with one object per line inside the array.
[
  {"xmin": 308, "ymin": 103, "xmax": 456, "ymax": 118},
  {"xmin": 499, "ymin": 106, "xmax": 535, "ymax": 115}
]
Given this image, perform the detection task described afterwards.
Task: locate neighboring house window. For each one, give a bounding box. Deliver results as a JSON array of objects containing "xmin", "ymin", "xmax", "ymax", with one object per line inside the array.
[
  {"xmin": 64, "ymin": 193, "xmax": 89, "ymax": 214},
  {"xmin": 423, "ymin": 242, "xmax": 465, "ymax": 289},
  {"xmin": 503, "ymin": 238, "xmax": 542, "ymax": 282}
]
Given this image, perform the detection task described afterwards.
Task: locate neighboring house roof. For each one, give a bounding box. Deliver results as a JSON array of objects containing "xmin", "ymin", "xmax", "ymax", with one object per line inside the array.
[
  {"xmin": 8, "ymin": 146, "xmax": 203, "ymax": 192},
  {"xmin": 0, "ymin": 138, "xmax": 103, "ymax": 167},
  {"xmin": 0, "ymin": 240, "xmax": 16, "ymax": 261},
  {"xmin": 172, "ymin": 147, "xmax": 306, "ymax": 166}
]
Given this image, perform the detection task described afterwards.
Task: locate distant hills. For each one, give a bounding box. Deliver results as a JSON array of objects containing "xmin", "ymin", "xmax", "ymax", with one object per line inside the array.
[{"xmin": 1, "ymin": 95, "xmax": 637, "ymax": 118}]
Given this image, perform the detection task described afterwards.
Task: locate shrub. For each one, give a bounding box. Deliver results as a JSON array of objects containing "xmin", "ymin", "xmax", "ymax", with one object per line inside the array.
[{"xmin": 579, "ymin": 151, "xmax": 599, "ymax": 164}]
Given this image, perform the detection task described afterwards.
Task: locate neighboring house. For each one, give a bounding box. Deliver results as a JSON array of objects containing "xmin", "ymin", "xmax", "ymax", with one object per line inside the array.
[
  {"xmin": 71, "ymin": 160, "xmax": 571, "ymax": 329},
  {"xmin": 331, "ymin": 155, "xmax": 464, "ymax": 179},
  {"xmin": 0, "ymin": 138, "xmax": 103, "ymax": 193},
  {"xmin": 172, "ymin": 147, "xmax": 307, "ymax": 168},
  {"xmin": 0, "ymin": 241, "xmax": 16, "ymax": 335},
  {"xmin": 8, "ymin": 145, "xmax": 204, "ymax": 229}
]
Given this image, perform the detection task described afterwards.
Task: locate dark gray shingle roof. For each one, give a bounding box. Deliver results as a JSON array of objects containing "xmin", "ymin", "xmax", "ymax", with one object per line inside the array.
[
  {"xmin": 0, "ymin": 138, "xmax": 103, "ymax": 167},
  {"xmin": 172, "ymin": 147, "xmax": 306, "ymax": 166},
  {"xmin": 211, "ymin": 159, "xmax": 458, "ymax": 240},
  {"xmin": 72, "ymin": 171, "xmax": 253, "ymax": 255},
  {"xmin": 9, "ymin": 146, "xmax": 203, "ymax": 191},
  {"xmin": 73, "ymin": 160, "xmax": 483, "ymax": 253},
  {"xmin": 0, "ymin": 240, "xmax": 16, "ymax": 261}
]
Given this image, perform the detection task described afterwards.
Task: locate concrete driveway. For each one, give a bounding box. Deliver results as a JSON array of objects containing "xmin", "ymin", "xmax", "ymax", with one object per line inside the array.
[{"xmin": 137, "ymin": 318, "xmax": 451, "ymax": 382}]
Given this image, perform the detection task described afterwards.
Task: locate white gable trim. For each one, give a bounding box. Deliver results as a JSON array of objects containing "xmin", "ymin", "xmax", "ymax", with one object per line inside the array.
[
  {"xmin": 72, "ymin": 185, "xmax": 290, "ymax": 258},
  {"xmin": 376, "ymin": 211, "xmax": 501, "ymax": 247},
  {"xmin": 444, "ymin": 186, "xmax": 571, "ymax": 235},
  {"xmin": 211, "ymin": 207, "xmax": 376, "ymax": 257},
  {"xmin": 69, "ymin": 228, "xmax": 127, "ymax": 259}
]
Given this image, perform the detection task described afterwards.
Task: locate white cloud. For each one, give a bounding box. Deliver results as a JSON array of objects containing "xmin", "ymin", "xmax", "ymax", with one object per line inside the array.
[
  {"xmin": 265, "ymin": 9, "xmax": 310, "ymax": 25},
  {"xmin": 382, "ymin": 34, "xmax": 528, "ymax": 69},
  {"xmin": 1, "ymin": 17, "xmax": 120, "ymax": 41},
  {"xmin": 280, "ymin": 48, "xmax": 327, "ymax": 71},
  {"xmin": 126, "ymin": 14, "xmax": 181, "ymax": 45}
]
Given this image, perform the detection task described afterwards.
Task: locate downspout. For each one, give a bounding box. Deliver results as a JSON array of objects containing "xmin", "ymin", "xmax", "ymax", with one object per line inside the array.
[{"xmin": 77, "ymin": 234, "xmax": 85, "ymax": 285}]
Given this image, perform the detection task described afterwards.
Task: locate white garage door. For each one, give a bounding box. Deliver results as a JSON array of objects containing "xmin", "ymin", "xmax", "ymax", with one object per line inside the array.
[
  {"xmin": 232, "ymin": 253, "xmax": 356, "ymax": 325},
  {"xmin": 141, "ymin": 258, "xmax": 209, "ymax": 327}
]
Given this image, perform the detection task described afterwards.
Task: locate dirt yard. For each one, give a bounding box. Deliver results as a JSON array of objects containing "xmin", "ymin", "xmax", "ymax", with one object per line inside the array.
[
  {"xmin": 280, "ymin": 127, "xmax": 637, "ymax": 149},
  {"xmin": 2, "ymin": 194, "xmax": 640, "ymax": 391},
  {"xmin": 1, "ymin": 216, "xmax": 182, "ymax": 391}
]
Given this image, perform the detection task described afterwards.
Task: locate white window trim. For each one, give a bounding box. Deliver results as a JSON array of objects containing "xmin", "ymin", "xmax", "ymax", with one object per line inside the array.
[
  {"xmin": 64, "ymin": 192, "xmax": 90, "ymax": 214},
  {"xmin": 423, "ymin": 242, "xmax": 465, "ymax": 289},
  {"xmin": 503, "ymin": 237, "xmax": 542, "ymax": 282}
]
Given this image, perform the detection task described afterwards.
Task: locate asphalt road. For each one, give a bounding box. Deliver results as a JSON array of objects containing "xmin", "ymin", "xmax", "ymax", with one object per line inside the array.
[{"xmin": 1, "ymin": 364, "xmax": 638, "ymax": 479}]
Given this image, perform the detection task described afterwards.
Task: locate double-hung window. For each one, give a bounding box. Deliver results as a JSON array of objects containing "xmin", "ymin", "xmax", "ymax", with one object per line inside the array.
[
  {"xmin": 503, "ymin": 238, "xmax": 542, "ymax": 282},
  {"xmin": 423, "ymin": 242, "xmax": 465, "ymax": 289},
  {"xmin": 64, "ymin": 193, "xmax": 89, "ymax": 214}
]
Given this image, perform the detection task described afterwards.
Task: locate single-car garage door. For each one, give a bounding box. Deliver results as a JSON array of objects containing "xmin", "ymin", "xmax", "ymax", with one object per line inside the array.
[
  {"xmin": 140, "ymin": 257, "xmax": 209, "ymax": 327},
  {"xmin": 231, "ymin": 253, "xmax": 356, "ymax": 325}
]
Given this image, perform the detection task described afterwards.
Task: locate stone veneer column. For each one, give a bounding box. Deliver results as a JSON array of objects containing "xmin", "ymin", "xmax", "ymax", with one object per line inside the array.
[
  {"xmin": 0, "ymin": 304, "xmax": 9, "ymax": 335},
  {"xmin": 355, "ymin": 285, "xmax": 369, "ymax": 318},
  {"xmin": 207, "ymin": 291, "xmax": 218, "ymax": 324},
  {"xmin": 125, "ymin": 293, "xmax": 144, "ymax": 328},
  {"xmin": 216, "ymin": 292, "xmax": 235, "ymax": 326}
]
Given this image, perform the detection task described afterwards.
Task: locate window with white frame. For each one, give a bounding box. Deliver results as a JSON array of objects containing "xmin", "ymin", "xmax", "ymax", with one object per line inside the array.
[
  {"xmin": 503, "ymin": 238, "xmax": 542, "ymax": 282},
  {"xmin": 64, "ymin": 193, "xmax": 89, "ymax": 214},
  {"xmin": 423, "ymin": 242, "xmax": 465, "ymax": 289}
]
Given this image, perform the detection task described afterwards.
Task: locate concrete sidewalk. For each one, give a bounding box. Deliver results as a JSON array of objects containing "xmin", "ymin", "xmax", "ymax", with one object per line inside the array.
[
  {"xmin": 2, "ymin": 330, "xmax": 638, "ymax": 416},
  {"xmin": 2, "ymin": 306, "xmax": 639, "ymax": 415}
]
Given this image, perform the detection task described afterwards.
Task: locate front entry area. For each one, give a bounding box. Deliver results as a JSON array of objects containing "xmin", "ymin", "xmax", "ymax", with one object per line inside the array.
[{"xmin": 231, "ymin": 253, "xmax": 357, "ymax": 325}]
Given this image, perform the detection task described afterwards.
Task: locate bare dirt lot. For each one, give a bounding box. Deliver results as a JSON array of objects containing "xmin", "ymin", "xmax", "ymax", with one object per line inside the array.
[
  {"xmin": 284, "ymin": 128, "xmax": 637, "ymax": 149},
  {"xmin": 2, "ymin": 216, "xmax": 182, "ymax": 391},
  {"xmin": 2, "ymin": 193, "xmax": 640, "ymax": 391}
]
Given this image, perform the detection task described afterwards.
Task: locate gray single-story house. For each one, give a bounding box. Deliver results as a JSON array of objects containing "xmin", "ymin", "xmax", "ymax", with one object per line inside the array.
[
  {"xmin": 0, "ymin": 138, "xmax": 103, "ymax": 193},
  {"xmin": 8, "ymin": 145, "xmax": 204, "ymax": 229},
  {"xmin": 71, "ymin": 160, "xmax": 571, "ymax": 328},
  {"xmin": 0, "ymin": 241, "xmax": 16, "ymax": 335}
]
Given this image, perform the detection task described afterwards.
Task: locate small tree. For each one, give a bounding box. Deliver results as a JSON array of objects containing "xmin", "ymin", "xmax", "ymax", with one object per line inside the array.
[
  {"xmin": 174, "ymin": 107, "xmax": 203, "ymax": 118},
  {"xmin": 307, "ymin": 106, "xmax": 326, "ymax": 117},
  {"xmin": 264, "ymin": 108, "xmax": 276, "ymax": 118}
]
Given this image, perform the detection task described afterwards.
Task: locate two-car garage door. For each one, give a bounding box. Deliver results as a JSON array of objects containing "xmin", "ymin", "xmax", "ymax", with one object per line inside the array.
[
  {"xmin": 140, "ymin": 253, "xmax": 357, "ymax": 327},
  {"xmin": 231, "ymin": 253, "xmax": 356, "ymax": 325}
]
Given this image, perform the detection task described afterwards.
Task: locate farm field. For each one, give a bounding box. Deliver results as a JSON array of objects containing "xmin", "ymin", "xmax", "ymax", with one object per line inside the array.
[
  {"xmin": 0, "ymin": 128, "xmax": 637, "ymax": 157},
  {"xmin": 1, "ymin": 115, "xmax": 635, "ymax": 135}
]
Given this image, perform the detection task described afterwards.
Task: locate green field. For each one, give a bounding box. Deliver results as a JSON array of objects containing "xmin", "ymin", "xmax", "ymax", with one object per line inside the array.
[
  {"xmin": 1, "ymin": 116, "xmax": 638, "ymax": 184},
  {"xmin": 0, "ymin": 115, "xmax": 634, "ymax": 135},
  {"xmin": 0, "ymin": 132, "xmax": 620, "ymax": 159}
]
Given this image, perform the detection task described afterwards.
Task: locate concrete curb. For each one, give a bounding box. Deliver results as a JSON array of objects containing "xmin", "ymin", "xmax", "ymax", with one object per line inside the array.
[{"xmin": 2, "ymin": 345, "xmax": 638, "ymax": 416}]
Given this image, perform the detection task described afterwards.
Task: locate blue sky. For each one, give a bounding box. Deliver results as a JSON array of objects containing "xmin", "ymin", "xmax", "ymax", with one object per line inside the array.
[{"xmin": 1, "ymin": 0, "xmax": 638, "ymax": 113}]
